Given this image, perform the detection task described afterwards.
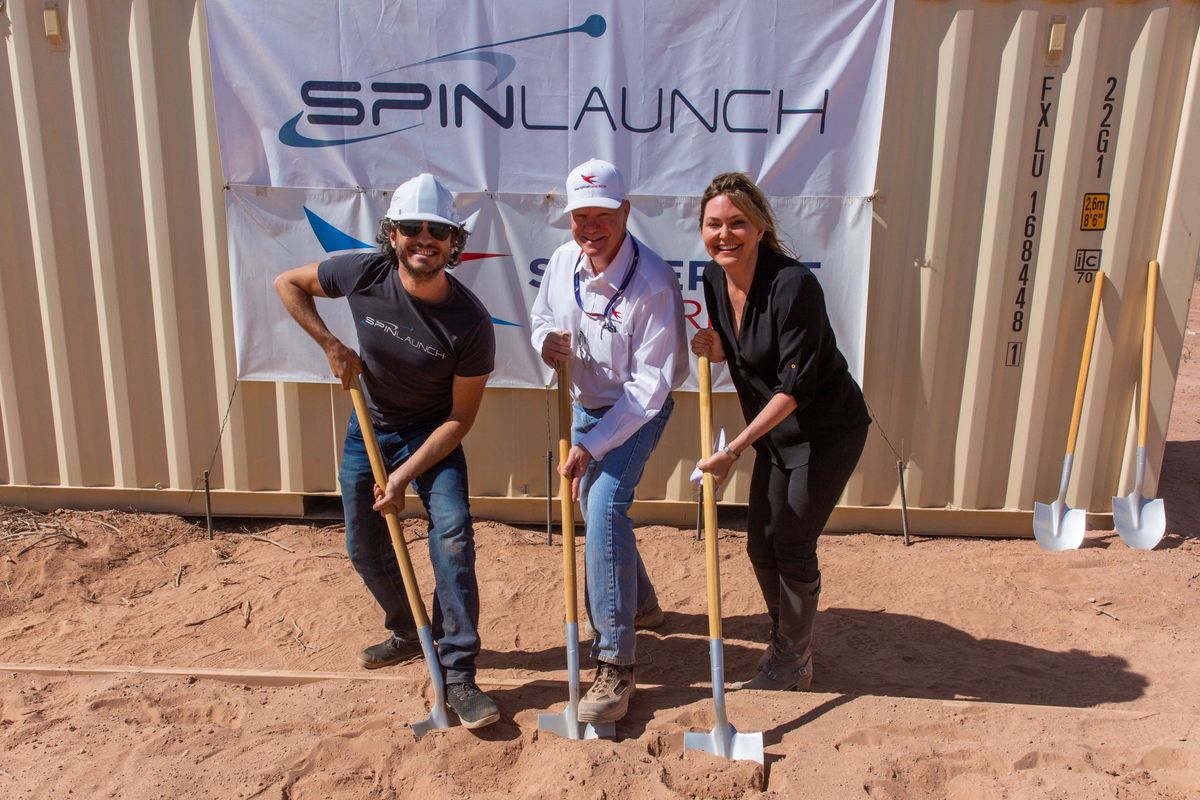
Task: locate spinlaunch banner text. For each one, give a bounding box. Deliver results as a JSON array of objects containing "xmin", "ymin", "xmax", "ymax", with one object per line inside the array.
[{"xmin": 206, "ymin": 0, "xmax": 893, "ymax": 387}]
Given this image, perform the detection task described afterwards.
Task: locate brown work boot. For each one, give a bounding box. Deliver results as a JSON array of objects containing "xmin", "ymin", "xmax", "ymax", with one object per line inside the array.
[
  {"xmin": 577, "ymin": 661, "xmax": 635, "ymax": 723},
  {"xmin": 737, "ymin": 573, "xmax": 820, "ymax": 691}
]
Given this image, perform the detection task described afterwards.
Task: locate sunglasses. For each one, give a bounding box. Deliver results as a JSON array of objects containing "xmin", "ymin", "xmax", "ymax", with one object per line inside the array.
[{"xmin": 394, "ymin": 220, "xmax": 455, "ymax": 241}]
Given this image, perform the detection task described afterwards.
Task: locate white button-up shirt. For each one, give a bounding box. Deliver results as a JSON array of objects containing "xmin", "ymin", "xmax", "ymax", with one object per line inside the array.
[{"xmin": 530, "ymin": 233, "xmax": 687, "ymax": 460}]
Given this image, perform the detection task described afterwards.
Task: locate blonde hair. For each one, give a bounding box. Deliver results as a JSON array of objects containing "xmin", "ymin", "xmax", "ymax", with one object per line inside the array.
[{"xmin": 699, "ymin": 172, "xmax": 793, "ymax": 258}]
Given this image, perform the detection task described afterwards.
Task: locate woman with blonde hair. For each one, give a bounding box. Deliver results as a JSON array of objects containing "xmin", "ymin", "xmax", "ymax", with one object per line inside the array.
[{"xmin": 691, "ymin": 172, "xmax": 869, "ymax": 691}]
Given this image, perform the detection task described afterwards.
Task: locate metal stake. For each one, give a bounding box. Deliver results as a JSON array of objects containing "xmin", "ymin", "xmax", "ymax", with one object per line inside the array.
[
  {"xmin": 695, "ymin": 485, "xmax": 703, "ymax": 541},
  {"xmin": 546, "ymin": 449, "xmax": 553, "ymax": 545},
  {"xmin": 203, "ymin": 469, "xmax": 213, "ymax": 540},
  {"xmin": 897, "ymin": 460, "xmax": 910, "ymax": 546}
]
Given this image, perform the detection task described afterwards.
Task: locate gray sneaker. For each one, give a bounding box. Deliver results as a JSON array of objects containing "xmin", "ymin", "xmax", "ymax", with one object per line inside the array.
[
  {"xmin": 446, "ymin": 681, "xmax": 500, "ymax": 729},
  {"xmin": 577, "ymin": 661, "xmax": 635, "ymax": 723},
  {"xmin": 357, "ymin": 634, "xmax": 422, "ymax": 669}
]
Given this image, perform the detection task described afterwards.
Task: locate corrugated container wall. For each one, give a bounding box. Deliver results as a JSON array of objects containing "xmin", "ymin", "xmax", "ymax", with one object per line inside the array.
[{"xmin": 2, "ymin": 1, "xmax": 1198, "ymax": 535}]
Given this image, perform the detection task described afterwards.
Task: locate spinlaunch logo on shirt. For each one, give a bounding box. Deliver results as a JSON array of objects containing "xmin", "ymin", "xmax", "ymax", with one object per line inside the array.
[{"xmin": 363, "ymin": 316, "xmax": 446, "ymax": 359}]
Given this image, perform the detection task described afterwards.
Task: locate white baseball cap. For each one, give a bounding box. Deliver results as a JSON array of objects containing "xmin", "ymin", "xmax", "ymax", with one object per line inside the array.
[
  {"xmin": 385, "ymin": 173, "xmax": 462, "ymax": 226},
  {"xmin": 564, "ymin": 158, "xmax": 626, "ymax": 212}
]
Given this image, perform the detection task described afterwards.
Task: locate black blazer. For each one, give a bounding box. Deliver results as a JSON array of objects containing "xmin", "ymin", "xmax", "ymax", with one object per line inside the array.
[{"xmin": 702, "ymin": 246, "xmax": 869, "ymax": 469}]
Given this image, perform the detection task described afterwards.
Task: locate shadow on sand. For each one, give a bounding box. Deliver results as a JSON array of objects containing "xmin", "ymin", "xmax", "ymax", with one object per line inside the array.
[{"xmin": 480, "ymin": 604, "xmax": 1147, "ymax": 737}]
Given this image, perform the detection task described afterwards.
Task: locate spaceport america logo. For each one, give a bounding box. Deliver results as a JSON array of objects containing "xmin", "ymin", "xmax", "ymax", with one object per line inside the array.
[{"xmin": 278, "ymin": 13, "xmax": 829, "ymax": 148}]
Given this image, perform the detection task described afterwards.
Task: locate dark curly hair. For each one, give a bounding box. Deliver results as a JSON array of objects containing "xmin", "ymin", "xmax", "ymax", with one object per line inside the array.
[
  {"xmin": 376, "ymin": 218, "xmax": 470, "ymax": 269},
  {"xmin": 699, "ymin": 172, "xmax": 793, "ymax": 258}
]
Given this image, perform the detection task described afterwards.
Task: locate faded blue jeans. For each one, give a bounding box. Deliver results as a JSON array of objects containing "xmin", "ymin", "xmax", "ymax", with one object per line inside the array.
[
  {"xmin": 338, "ymin": 410, "xmax": 480, "ymax": 684},
  {"xmin": 575, "ymin": 397, "xmax": 672, "ymax": 666}
]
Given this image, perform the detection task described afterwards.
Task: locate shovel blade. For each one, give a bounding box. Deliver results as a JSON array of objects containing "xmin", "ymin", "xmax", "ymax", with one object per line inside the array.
[
  {"xmin": 410, "ymin": 704, "xmax": 452, "ymax": 739},
  {"xmin": 408, "ymin": 625, "xmax": 451, "ymax": 738},
  {"xmin": 684, "ymin": 725, "xmax": 764, "ymax": 764},
  {"xmin": 1112, "ymin": 494, "xmax": 1166, "ymax": 550},
  {"xmin": 537, "ymin": 709, "xmax": 614, "ymax": 741},
  {"xmin": 536, "ymin": 623, "xmax": 615, "ymax": 740},
  {"xmin": 686, "ymin": 638, "xmax": 763, "ymax": 763},
  {"xmin": 1032, "ymin": 501, "xmax": 1086, "ymax": 551}
]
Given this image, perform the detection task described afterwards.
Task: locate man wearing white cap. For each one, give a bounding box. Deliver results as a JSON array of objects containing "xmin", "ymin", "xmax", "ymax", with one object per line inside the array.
[
  {"xmin": 530, "ymin": 158, "xmax": 688, "ymax": 723},
  {"xmin": 275, "ymin": 173, "xmax": 500, "ymax": 729}
]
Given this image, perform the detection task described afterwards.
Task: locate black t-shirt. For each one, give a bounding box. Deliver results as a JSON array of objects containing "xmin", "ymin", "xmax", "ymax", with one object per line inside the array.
[
  {"xmin": 703, "ymin": 246, "xmax": 869, "ymax": 468},
  {"xmin": 318, "ymin": 252, "xmax": 495, "ymax": 430}
]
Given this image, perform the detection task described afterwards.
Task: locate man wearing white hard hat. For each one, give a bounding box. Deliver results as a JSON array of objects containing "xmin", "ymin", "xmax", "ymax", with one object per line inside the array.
[
  {"xmin": 529, "ymin": 159, "xmax": 688, "ymax": 723},
  {"xmin": 275, "ymin": 173, "xmax": 500, "ymax": 729}
]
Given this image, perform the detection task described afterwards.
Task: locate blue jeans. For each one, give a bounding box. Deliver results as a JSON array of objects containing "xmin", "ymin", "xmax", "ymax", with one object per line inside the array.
[
  {"xmin": 575, "ymin": 397, "xmax": 673, "ymax": 666},
  {"xmin": 339, "ymin": 411, "xmax": 480, "ymax": 684}
]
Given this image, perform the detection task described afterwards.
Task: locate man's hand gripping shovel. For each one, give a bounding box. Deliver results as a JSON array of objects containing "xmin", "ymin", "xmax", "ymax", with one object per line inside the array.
[
  {"xmin": 537, "ymin": 362, "xmax": 615, "ymax": 741},
  {"xmin": 348, "ymin": 374, "xmax": 451, "ymax": 738},
  {"xmin": 682, "ymin": 355, "xmax": 764, "ymax": 764}
]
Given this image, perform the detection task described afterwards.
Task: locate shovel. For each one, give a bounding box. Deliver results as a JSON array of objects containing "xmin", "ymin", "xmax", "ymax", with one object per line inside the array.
[
  {"xmin": 1113, "ymin": 260, "xmax": 1167, "ymax": 549},
  {"xmin": 348, "ymin": 376, "xmax": 450, "ymax": 738},
  {"xmin": 1033, "ymin": 270, "xmax": 1105, "ymax": 550},
  {"xmin": 537, "ymin": 362, "xmax": 615, "ymax": 741},
  {"xmin": 682, "ymin": 355, "xmax": 764, "ymax": 765}
]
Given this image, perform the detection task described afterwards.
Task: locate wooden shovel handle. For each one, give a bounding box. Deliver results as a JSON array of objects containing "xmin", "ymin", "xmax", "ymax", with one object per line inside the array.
[
  {"xmin": 348, "ymin": 376, "xmax": 430, "ymax": 629},
  {"xmin": 1065, "ymin": 271, "xmax": 1106, "ymax": 456},
  {"xmin": 1138, "ymin": 260, "xmax": 1158, "ymax": 449},
  {"xmin": 557, "ymin": 362, "xmax": 579, "ymax": 623},
  {"xmin": 698, "ymin": 356, "xmax": 722, "ymax": 640}
]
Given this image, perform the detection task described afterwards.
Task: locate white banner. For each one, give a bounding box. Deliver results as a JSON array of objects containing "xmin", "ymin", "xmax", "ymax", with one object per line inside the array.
[{"xmin": 207, "ymin": 0, "xmax": 894, "ymax": 388}]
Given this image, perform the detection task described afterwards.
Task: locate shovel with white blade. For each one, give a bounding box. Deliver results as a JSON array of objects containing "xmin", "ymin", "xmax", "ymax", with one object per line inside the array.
[
  {"xmin": 1033, "ymin": 270, "xmax": 1106, "ymax": 551},
  {"xmin": 683, "ymin": 355, "xmax": 764, "ymax": 765},
  {"xmin": 538, "ymin": 362, "xmax": 615, "ymax": 741},
  {"xmin": 349, "ymin": 375, "xmax": 450, "ymax": 738},
  {"xmin": 1113, "ymin": 259, "xmax": 1167, "ymax": 549}
]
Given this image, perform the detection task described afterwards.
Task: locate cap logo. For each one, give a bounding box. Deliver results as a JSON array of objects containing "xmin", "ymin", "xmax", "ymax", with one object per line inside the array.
[{"xmin": 564, "ymin": 159, "xmax": 624, "ymax": 212}]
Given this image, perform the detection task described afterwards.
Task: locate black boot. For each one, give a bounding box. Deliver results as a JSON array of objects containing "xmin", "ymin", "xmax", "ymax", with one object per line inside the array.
[
  {"xmin": 752, "ymin": 566, "xmax": 781, "ymax": 670},
  {"xmin": 738, "ymin": 572, "xmax": 820, "ymax": 691}
]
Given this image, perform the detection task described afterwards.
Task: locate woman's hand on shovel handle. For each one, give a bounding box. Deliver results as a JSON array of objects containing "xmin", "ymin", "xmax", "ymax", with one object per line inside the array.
[
  {"xmin": 559, "ymin": 444, "xmax": 593, "ymax": 502},
  {"xmin": 690, "ymin": 329, "xmax": 725, "ymax": 363},
  {"xmin": 372, "ymin": 471, "xmax": 409, "ymax": 516},
  {"xmin": 697, "ymin": 450, "xmax": 736, "ymax": 487}
]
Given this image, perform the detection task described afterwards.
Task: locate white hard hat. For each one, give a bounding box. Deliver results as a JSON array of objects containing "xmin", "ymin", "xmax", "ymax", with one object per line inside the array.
[
  {"xmin": 385, "ymin": 173, "xmax": 462, "ymax": 227},
  {"xmin": 564, "ymin": 158, "xmax": 626, "ymax": 212}
]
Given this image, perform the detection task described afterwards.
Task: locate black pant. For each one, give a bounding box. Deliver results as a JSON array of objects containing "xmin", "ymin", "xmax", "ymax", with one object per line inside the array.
[{"xmin": 746, "ymin": 424, "xmax": 868, "ymax": 584}]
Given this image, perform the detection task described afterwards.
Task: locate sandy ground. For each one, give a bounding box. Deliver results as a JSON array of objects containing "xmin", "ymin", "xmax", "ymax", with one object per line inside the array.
[{"xmin": 1, "ymin": 284, "xmax": 1198, "ymax": 799}]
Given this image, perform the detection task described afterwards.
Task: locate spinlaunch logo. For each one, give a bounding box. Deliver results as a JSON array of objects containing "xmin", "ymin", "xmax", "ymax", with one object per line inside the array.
[{"xmin": 278, "ymin": 13, "xmax": 828, "ymax": 148}]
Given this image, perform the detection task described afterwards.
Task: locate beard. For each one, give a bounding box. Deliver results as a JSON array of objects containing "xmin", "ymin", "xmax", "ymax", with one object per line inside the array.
[{"xmin": 397, "ymin": 250, "xmax": 447, "ymax": 283}]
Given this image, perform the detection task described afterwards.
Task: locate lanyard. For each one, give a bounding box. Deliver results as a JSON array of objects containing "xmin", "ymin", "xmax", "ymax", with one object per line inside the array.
[{"xmin": 573, "ymin": 238, "xmax": 640, "ymax": 333}]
